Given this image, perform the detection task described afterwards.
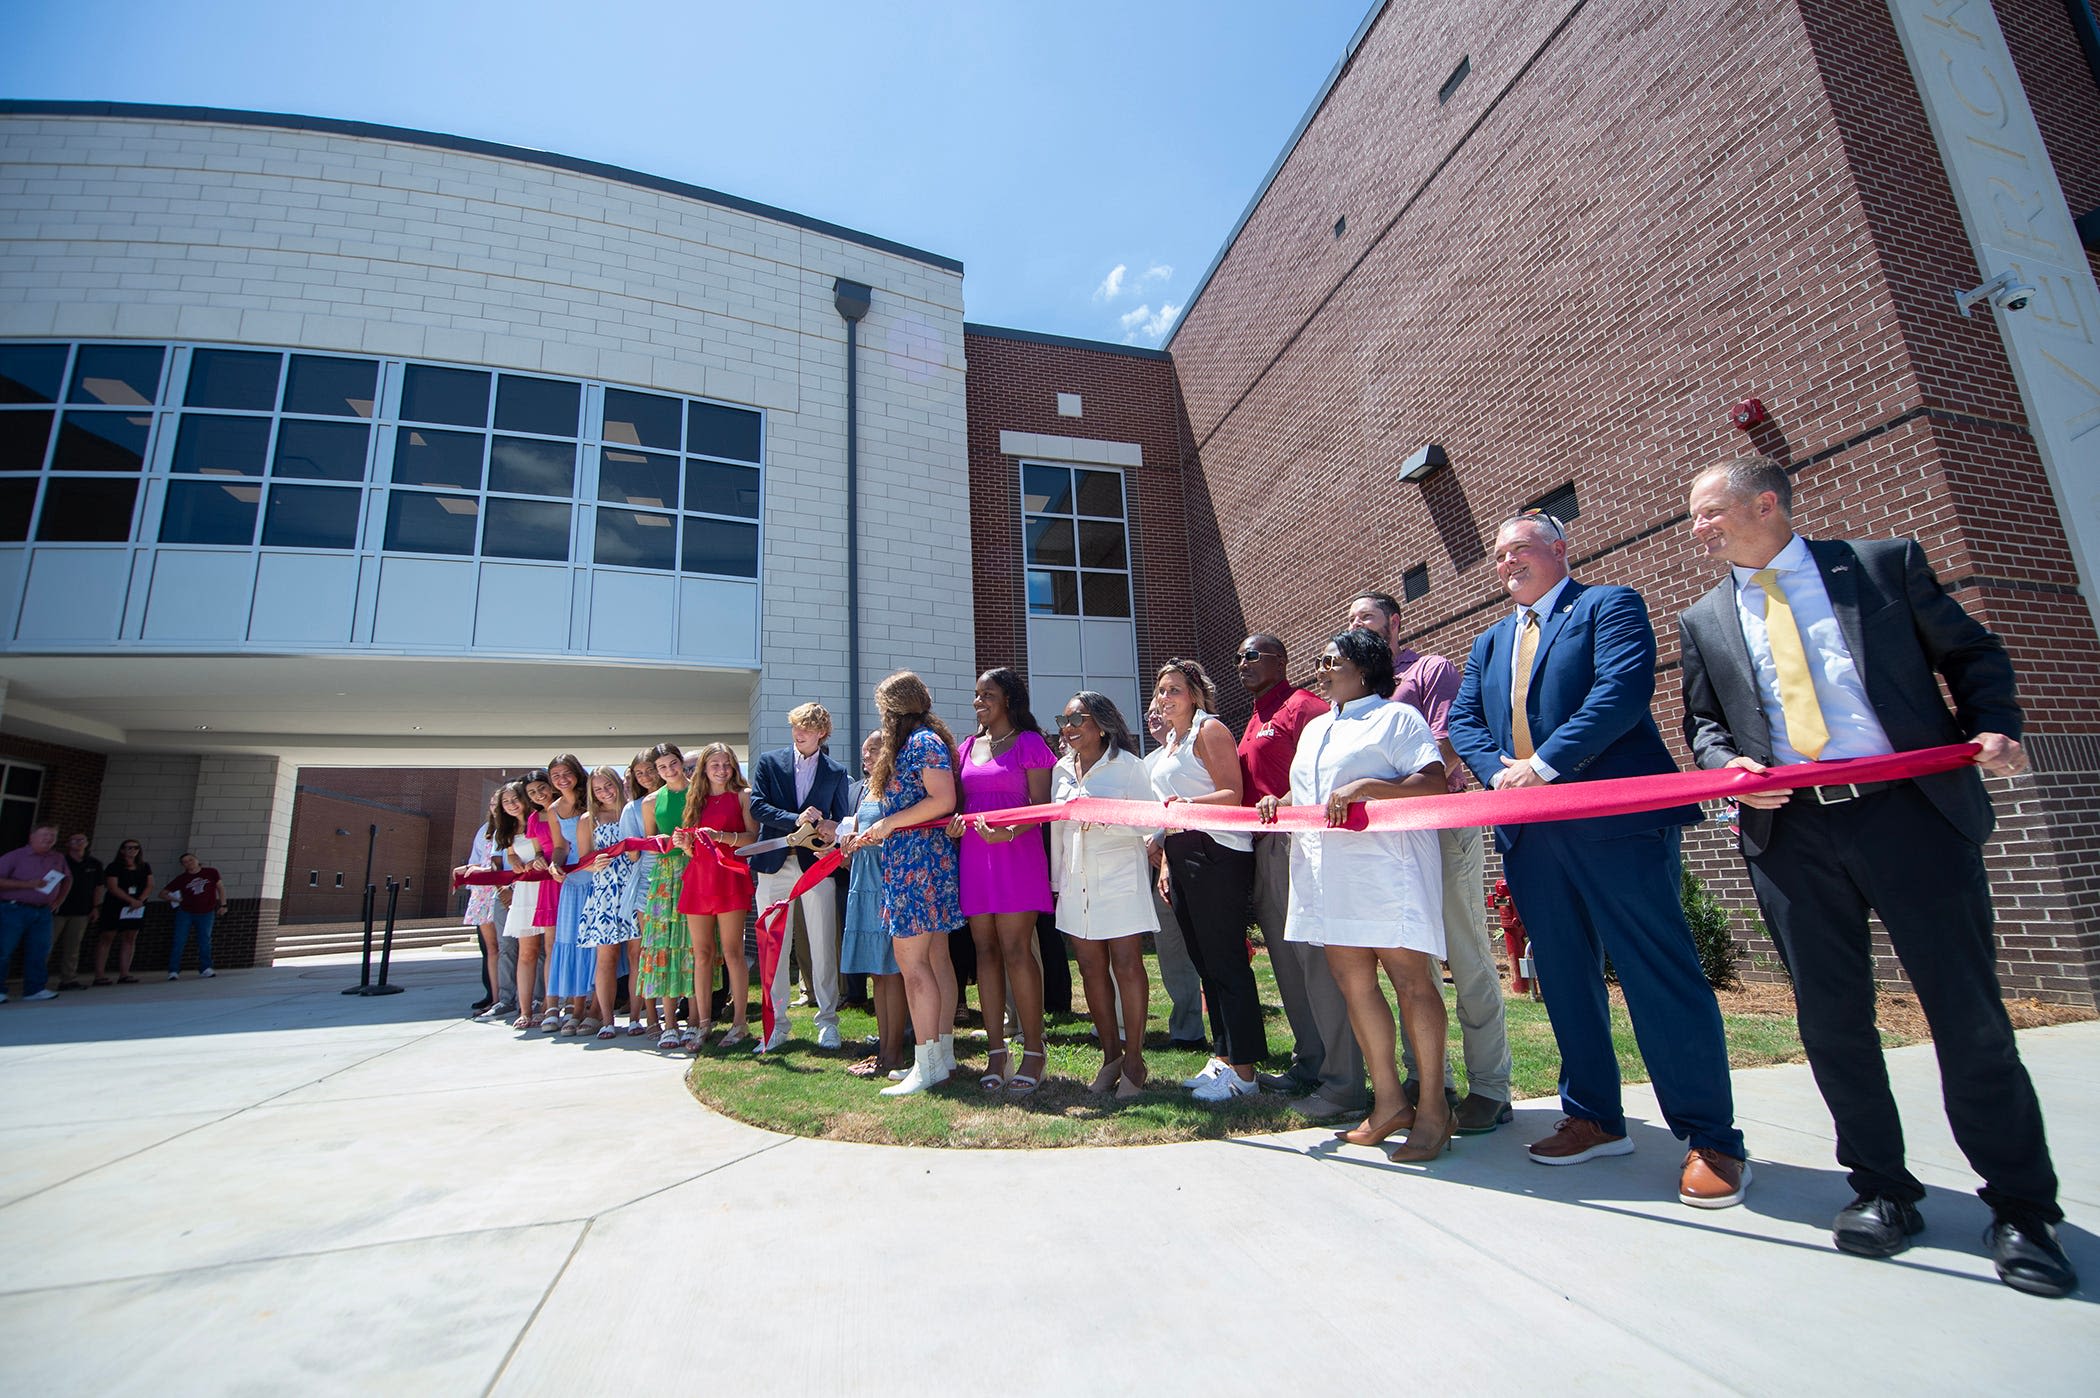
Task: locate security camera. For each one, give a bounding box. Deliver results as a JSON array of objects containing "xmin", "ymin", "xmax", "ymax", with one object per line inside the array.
[{"xmin": 1956, "ymin": 268, "xmax": 2035, "ymax": 318}]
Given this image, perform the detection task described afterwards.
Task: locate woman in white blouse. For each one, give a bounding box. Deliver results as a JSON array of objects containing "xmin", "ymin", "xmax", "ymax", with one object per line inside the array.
[
  {"xmin": 1049, "ymin": 691, "xmax": 1158, "ymax": 1099},
  {"xmin": 1257, "ymin": 627, "xmax": 1452, "ymax": 1162}
]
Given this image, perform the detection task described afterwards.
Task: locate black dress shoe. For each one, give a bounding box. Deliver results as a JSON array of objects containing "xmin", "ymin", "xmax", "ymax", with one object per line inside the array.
[
  {"xmin": 1453, "ymin": 1093, "xmax": 1513, "ymax": 1135},
  {"xmin": 1832, "ymin": 1195, "xmax": 1924, "ymax": 1257},
  {"xmin": 1986, "ymin": 1216, "xmax": 2079, "ymax": 1297}
]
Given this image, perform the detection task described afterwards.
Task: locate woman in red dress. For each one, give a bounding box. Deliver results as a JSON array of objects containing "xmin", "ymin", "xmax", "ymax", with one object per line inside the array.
[{"xmin": 676, "ymin": 742, "xmax": 758, "ymax": 1047}]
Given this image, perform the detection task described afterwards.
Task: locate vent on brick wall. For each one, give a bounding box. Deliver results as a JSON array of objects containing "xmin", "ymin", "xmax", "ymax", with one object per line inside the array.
[
  {"xmin": 1402, "ymin": 564, "xmax": 1430, "ymax": 602},
  {"xmin": 1523, "ymin": 482, "xmax": 1580, "ymax": 526},
  {"xmin": 1439, "ymin": 56, "xmax": 1470, "ymax": 104},
  {"xmin": 1333, "ymin": 215, "xmax": 1347, "ymax": 239}
]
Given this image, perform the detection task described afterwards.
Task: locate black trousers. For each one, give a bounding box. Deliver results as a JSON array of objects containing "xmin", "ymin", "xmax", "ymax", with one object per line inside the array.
[
  {"xmin": 1746, "ymin": 782, "xmax": 2059, "ymax": 1222},
  {"xmin": 1163, "ymin": 831, "xmax": 1266, "ymax": 1066}
]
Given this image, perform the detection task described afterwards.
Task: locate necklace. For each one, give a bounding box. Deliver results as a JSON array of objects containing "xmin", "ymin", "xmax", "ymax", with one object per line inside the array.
[{"xmin": 986, "ymin": 725, "xmax": 1017, "ymax": 748}]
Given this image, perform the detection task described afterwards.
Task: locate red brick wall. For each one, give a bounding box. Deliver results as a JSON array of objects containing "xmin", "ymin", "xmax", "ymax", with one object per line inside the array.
[
  {"xmin": 0, "ymin": 733, "xmax": 106, "ymax": 845},
  {"xmin": 1164, "ymin": 0, "xmax": 2100, "ymax": 1001},
  {"xmin": 963, "ymin": 327, "xmax": 1198, "ymax": 697}
]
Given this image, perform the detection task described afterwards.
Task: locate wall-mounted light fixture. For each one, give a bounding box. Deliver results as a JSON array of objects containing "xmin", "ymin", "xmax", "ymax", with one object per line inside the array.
[{"xmin": 1398, "ymin": 443, "xmax": 1449, "ymax": 483}]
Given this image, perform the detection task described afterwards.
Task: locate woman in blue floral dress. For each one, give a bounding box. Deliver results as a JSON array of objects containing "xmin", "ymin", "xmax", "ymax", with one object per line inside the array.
[{"xmin": 847, "ymin": 670, "xmax": 962, "ymax": 1097}]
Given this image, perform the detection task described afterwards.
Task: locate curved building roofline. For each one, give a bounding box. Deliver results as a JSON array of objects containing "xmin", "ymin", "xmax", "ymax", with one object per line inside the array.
[{"xmin": 0, "ymin": 98, "xmax": 964, "ymax": 275}]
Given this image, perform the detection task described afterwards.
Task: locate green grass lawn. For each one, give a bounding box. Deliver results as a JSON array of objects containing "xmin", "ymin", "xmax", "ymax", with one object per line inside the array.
[{"xmin": 683, "ymin": 946, "xmax": 1816, "ymax": 1148}]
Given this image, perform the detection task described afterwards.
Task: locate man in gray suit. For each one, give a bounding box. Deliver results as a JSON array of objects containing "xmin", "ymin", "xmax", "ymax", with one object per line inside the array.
[{"xmin": 1678, "ymin": 455, "xmax": 2072, "ymax": 1297}]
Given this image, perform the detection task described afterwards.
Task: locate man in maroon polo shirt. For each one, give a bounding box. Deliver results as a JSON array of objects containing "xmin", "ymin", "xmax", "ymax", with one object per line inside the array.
[
  {"xmin": 1348, "ymin": 592, "xmax": 1514, "ymax": 1133},
  {"xmin": 1236, "ymin": 632, "xmax": 1364, "ymax": 1120}
]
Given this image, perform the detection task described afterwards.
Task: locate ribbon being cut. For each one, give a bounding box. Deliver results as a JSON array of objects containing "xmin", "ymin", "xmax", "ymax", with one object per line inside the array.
[{"xmin": 456, "ymin": 744, "xmax": 1982, "ymax": 1041}]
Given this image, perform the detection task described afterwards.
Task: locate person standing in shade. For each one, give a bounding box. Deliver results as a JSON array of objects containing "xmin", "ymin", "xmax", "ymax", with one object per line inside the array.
[
  {"xmin": 92, "ymin": 839, "xmax": 152, "ymax": 985},
  {"xmin": 1147, "ymin": 657, "xmax": 1266, "ymax": 1103},
  {"xmin": 1235, "ymin": 633, "xmax": 1359, "ymax": 1122},
  {"xmin": 161, "ymin": 853, "xmax": 222, "ymax": 980},
  {"xmin": 52, "ymin": 832, "xmax": 102, "ymax": 992},
  {"xmin": 0, "ymin": 824, "xmax": 71, "ymax": 1003},
  {"xmin": 1680, "ymin": 456, "xmax": 2073, "ymax": 1295},
  {"xmin": 747, "ymin": 703, "xmax": 854, "ymax": 1051},
  {"xmin": 1447, "ymin": 510, "xmax": 1749, "ymax": 1209},
  {"xmin": 1347, "ymin": 591, "xmax": 1515, "ymax": 1135}
]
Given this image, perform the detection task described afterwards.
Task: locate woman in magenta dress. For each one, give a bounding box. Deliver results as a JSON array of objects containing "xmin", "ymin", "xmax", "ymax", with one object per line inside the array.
[
  {"xmin": 675, "ymin": 741, "xmax": 758, "ymax": 1047},
  {"xmin": 946, "ymin": 667, "xmax": 1057, "ymax": 1096}
]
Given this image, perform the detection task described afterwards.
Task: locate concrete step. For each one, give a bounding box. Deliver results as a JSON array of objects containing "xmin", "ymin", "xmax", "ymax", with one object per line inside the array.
[{"xmin": 271, "ymin": 921, "xmax": 473, "ymax": 961}]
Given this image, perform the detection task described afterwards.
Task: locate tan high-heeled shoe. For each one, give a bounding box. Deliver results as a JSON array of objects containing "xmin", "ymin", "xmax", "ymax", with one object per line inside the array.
[
  {"xmin": 1338, "ymin": 1104, "xmax": 1415, "ymax": 1146},
  {"xmin": 1088, "ymin": 1055, "xmax": 1125, "ymax": 1094},
  {"xmin": 1386, "ymin": 1112, "xmax": 1456, "ymax": 1163},
  {"xmin": 1114, "ymin": 1064, "xmax": 1150, "ymax": 1100}
]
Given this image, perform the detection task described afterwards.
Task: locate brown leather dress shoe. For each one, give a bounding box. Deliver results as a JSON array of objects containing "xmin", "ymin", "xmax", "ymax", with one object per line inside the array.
[
  {"xmin": 1678, "ymin": 1148, "xmax": 1751, "ymax": 1208},
  {"xmin": 1527, "ymin": 1116, "xmax": 1634, "ymax": 1165}
]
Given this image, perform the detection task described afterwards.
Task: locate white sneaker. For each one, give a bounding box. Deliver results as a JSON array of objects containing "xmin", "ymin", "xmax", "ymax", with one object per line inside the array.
[
  {"xmin": 24, "ymin": 988, "xmax": 57, "ymax": 1001},
  {"xmin": 167, "ymin": 972, "xmax": 179, "ymax": 981},
  {"xmin": 1192, "ymin": 1068, "xmax": 1259, "ymax": 1103},
  {"xmin": 201, "ymin": 968, "xmax": 216, "ymax": 978},
  {"xmin": 817, "ymin": 1024, "xmax": 842, "ymax": 1050},
  {"xmin": 753, "ymin": 1024, "xmax": 791, "ymax": 1054},
  {"xmin": 0, "ymin": 991, "xmax": 8, "ymax": 1003},
  {"xmin": 1181, "ymin": 1056, "xmax": 1227, "ymax": 1088}
]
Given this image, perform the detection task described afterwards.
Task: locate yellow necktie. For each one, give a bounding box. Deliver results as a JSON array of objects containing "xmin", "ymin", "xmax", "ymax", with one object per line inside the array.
[
  {"xmin": 1752, "ymin": 567, "xmax": 1828, "ymax": 760},
  {"xmin": 1510, "ymin": 610, "xmax": 1539, "ymax": 760}
]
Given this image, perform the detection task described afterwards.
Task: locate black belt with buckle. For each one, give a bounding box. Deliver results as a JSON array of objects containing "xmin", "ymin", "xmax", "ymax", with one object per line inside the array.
[{"xmin": 1804, "ymin": 779, "xmax": 1900, "ymax": 805}]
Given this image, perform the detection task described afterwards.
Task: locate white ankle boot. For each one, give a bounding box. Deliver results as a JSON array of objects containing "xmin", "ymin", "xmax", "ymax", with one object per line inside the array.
[
  {"xmin": 935, "ymin": 1033, "xmax": 955, "ymax": 1082},
  {"xmin": 881, "ymin": 1042, "xmax": 939, "ymax": 1097}
]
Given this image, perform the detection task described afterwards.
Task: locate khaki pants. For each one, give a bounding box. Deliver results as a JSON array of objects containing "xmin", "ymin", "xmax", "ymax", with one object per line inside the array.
[
  {"xmin": 52, "ymin": 913, "xmax": 92, "ymax": 985},
  {"xmin": 1255, "ymin": 831, "xmax": 1364, "ymax": 1109},
  {"xmin": 1399, "ymin": 825, "xmax": 1513, "ymax": 1101}
]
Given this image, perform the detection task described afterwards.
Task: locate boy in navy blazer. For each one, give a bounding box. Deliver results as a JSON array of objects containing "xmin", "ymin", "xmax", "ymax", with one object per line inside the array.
[
  {"xmin": 1449, "ymin": 511, "xmax": 1749, "ymax": 1208},
  {"xmin": 749, "ymin": 701, "xmax": 854, "ymax": 1050}
]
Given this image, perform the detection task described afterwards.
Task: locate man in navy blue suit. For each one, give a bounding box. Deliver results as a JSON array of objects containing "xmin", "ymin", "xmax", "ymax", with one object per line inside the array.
[
  {"xmin": 748, "ymin": 701, "xmax": 854, "ymax": 1051},
  {"xmin": 1449, "ymin": 511, "xmax": 1749, "ymax": 1208}
]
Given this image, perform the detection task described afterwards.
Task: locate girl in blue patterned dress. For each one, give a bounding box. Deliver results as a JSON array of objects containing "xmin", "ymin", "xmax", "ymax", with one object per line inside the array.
[
  {"xmin": 543, "ymin": 754, "xmax": 595, "ymax": 1033},
  {"xmin": 846, "ymin": 671, "xmax": 962, "ymax": 1097},
  {"xmin": 576, "ymin": 766, "xmax": 635, "ymax": 1039}
]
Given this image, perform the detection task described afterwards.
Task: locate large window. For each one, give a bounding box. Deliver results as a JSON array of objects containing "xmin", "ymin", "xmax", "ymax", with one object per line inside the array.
[
  {"xmin": 1021, "ymin": 462, "xmax": 1131, "ymax": 619},
  {"xmin": 0, "ymin": 341, "xmax": 764, "ymax": 578},
  {"xmin": 0, "ymin": 760, "xmax": 44, "ymax": 854}
]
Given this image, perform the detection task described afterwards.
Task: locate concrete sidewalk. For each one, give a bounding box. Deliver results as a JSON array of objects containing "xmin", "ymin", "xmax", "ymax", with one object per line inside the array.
[{"xmin": 1, "ymin": 950, "xmax": 2093, "ymax": 1395}]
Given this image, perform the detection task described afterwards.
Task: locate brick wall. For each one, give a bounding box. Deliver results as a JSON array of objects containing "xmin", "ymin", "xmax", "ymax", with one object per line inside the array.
[
  {"xmin": 1163, "ymin": 0, "xmax": 2100, "ymax": 1002},
  {"xmin": 283, "ymin": 767, "xmax": 516, "ymax": 922},
  {"xmin": 0, "ymin": 731, "xmax": 106, "ymax": 844},
  {"xmin": 963, "ymin": 328, "xmax": 1197, "ymax": 697}
]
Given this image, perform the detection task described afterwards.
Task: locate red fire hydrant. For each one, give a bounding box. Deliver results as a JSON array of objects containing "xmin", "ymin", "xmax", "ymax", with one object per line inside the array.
[{"xmin": 1491, "ymin": 878, "xmax": 1531, "ymax": 994}]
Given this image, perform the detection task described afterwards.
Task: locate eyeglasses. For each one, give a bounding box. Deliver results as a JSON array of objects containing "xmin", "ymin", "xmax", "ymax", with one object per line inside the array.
[
  {"xmin": 120, "ymin": 843, "xmax": 140, "ymax": 850},
  {"xmin": 1235, "ymin": 648, "xmax": 1279, "ymax": 662},
  {"xmin": 1054, "ymin": 713, "xmax": 1092, "ymax": 729},
  {"xmin": 1314, "ymin": 655, "xmax": 1344, "ymax": 671},
  {"xmin": 1517, "ymin": 508, "xmax": 1568, "ymax": 543}
]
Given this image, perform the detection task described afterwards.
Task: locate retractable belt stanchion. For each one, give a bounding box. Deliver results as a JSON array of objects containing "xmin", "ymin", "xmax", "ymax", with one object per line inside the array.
[
  {"xmin": 360, "ymin": 877, "xmax": 407, "ymax": 998},
  {"xmin": 342, "ymin": 881, "xmax": 377, "ymax": 995}
]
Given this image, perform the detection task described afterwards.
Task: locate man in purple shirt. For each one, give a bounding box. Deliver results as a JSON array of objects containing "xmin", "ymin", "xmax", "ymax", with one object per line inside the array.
[
  {"xmin": 0, "ymin": 823, "xmax": 73, "ymax": 1003},
  {"xmin": 1347, "ymin": 593, "xmax": 1513, "ymax": 1133}
]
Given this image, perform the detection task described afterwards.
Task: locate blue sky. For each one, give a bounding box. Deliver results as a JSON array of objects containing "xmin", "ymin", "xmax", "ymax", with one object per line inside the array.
[{"xmin": 2, "ymin": 0, "xmax": 1376, "ymax": 346}]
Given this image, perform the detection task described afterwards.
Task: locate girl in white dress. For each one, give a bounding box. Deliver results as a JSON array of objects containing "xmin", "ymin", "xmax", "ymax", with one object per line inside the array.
[{"xmin": 500, "ymin": 780, "xmax": 549, "ymax": 1030}]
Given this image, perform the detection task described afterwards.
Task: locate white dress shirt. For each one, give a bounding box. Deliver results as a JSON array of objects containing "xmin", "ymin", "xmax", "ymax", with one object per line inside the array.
[
  {"xmin": 1512, "ymin": 574, "xmax": 1574, "ymax": 781},
  {"xmin": 1283, "ymin": 694, "xmax": 1445, "ymax": 953},
  {"xmin": 1730, "ymin": 534, "xmax": 1893, "ymax": 764},
  {"xmin": 792, "ymin": 748, "xmax": 820, "ymax": 806}
]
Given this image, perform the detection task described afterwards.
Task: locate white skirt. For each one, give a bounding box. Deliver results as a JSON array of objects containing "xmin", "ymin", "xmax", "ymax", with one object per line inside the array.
[{"xmin": 500, "ymin": 878, "xmax": 541, "ymax": 939}]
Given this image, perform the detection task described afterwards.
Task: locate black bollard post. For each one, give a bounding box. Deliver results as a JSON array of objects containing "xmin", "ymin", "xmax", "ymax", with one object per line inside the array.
[
  {"xmin": 342, "ymin": 881, "xmax": 378, "ymax": 995},
  {"xmin": 364, "ymin": 877, "xmax": 406, "ymax": 997}
]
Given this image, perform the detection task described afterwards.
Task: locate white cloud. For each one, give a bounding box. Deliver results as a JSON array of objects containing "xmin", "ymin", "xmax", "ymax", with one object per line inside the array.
[
  {"xmin": 1093, "ymin": 263, "xmax": 1127, "ymax": 301},
  {"xmin": 1120, "ymin": 301, "xmax": 1182, "ymax": 345},
  {"xmin": 1142, "ymin": 262, "xmax": 1173, "ymax": 284}
]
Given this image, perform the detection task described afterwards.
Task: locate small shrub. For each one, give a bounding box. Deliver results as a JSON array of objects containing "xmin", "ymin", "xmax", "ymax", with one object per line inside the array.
[{"xmin": 1681, "ymin": 869, "xmax": 1740, "ymax": 990}]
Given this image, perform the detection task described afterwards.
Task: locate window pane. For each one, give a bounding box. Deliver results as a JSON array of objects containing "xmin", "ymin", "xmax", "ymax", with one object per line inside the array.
[
  {"xmin": 0, "ymin": 410, "xmax": 53, "ymax": 470},
  {"xmin": 2, "ymin": 766, "xmax": 40, "ymax": 799},
  {"xmin": 680, "ymin": 516, "xmax": 758, "ymax": 577},
  {"xmin": 385, "ymin": 491, "xmax": 478, "ymax": 555},
  {"xmin": 686, "ymin": 401, "xmax": 761, "ymax": 462},
  {"xmin": 1026, "ymin": 569, "xmax": 1078, "ymax": 616},
  {"xmin": 598, "ymin": 447, "xmax": 678, "ymax": 508},
  {"xmin": 185, "ymin": 349, "xmax": 281, "ymax": 409},
  {"xmin": 69, "ymin": 344, "xmax": 164, "ymax": 406},
  {"xmin": 52, "ymin": 411, "xmax": 150, "ymax": 472},
  {"xmin": 1081, "ymin": 570, "xmax": 1131, "ymax": 618},
  {"xmin": 0, "ymin": 344, "xmax": 68, "ymax": 404},
  {"xmin": 682, "ymin": 460, "xmax": 760, "ymax": 518},
  {"xmin": 264, "ymin": 484, "xmax": 360, "ymax": 549},
  {"xmin": 0, "ymin": 478, "xmax": 36, "ymax": 541},
  {"xmin": 273, "ymin": 419, "xmax": 370, "ymax": 481},
  {"xmin": 393, "ymin": 427, "xmax": 484, "ymax": 490},
  {"xmin": 594, "ymin": 508, "xmax": 675, "ymax": 570},
  {"xmin": 35, "ymin": 476, "xmax": 137, "ymax": 541},
  {"xmin": 172, "ymin": 414, "xmax": 269, "ymax": 477},
  {"xmin": 1024, "ymin": 516, "xmax": 1075, "ymax": 567},
  {"xmin": 484, "ymin": 498, "xmax": 570, "ymax": 562},
  {"xmin": 1075, "ymin": 469, "xmax": 1124, "ymax": 518},
  {"xmin": 602, "ymin": 389, "xmax": 680, "ymax": 451},
  {"xmin": 400, "ymin": 364, "xmax": 491, "ymax": 427},
  {"xmin": 1022, "ymin": 464, "xmax": 1071, "ymax": 514},
  {"xmin": 160, "ymin": 478, "xmax": 260, "ymax": 545},
  {"xmin": 1076, "ymin": 519, "xmax": 1127, "ymax": 569},
  {"xmin": 489, "ymin": 436, "xmax": 575, "ymax": 498},
  {"xmin": 495, "ymin": 375, "xmax": 580, "ymax": 437},
  {"xmin": 283, "ymin": 356, "xmax": 377, "ymax": 418}
]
